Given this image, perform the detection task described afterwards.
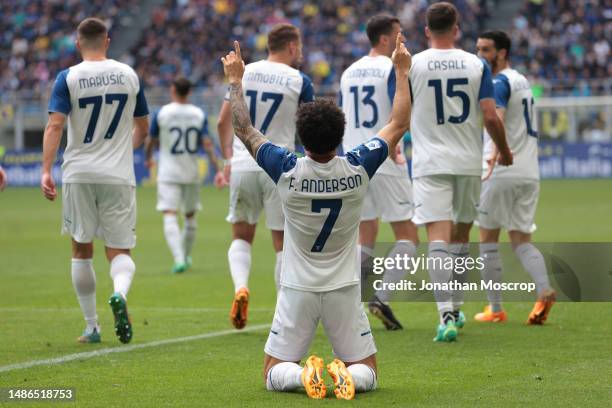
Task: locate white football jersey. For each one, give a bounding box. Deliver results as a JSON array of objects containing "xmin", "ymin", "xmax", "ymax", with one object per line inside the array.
[
  {"xmin": 256, "ymin": 137, "xmax": 389, "ymax": 291},
  {"xmin": 228, "ymin": 60, "xmax": 315, "ymax": 172},
  {"xmin": 484, "ymin": 68, "xmax": 539, "ymax": 180},
  {"xmin": 48, "ymin": 59, "xmax": 148, "ymax": 186},
  {"xmin": 409, "ymin": 48, "xmax": 494, "ymax": 177},
  {"xmin": 150, "ymin": 102, "xmax": 208, "ymax": 184},
  {"xmin": 340, "ymin": 55, "xmax": 405, "ymax": 176}
]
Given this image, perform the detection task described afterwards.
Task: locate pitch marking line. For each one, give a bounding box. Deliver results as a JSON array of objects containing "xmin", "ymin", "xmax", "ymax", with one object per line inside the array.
[{"xmin": 0, "ymin": 324, "xmax": 270, "ymax": 374}]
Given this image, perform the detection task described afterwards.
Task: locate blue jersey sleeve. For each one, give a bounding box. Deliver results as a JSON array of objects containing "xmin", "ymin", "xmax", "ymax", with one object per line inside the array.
[
  {"xmin": 345, "ymin": 137, "xmax": 389, "ymax": 179},
  {"xmin": 387, "ymin": 67, "xmax": 396, "ymax": 102},
  {"xmin": 478, "ymin": 59, "xmax": 495, "ymax": 100},
  {"xmin": 134, "ymin": 85, "xmax": 149, "ymax": 117},
  {"xmin": 256, "ymin": 142, "xmax": 298, "ymax": 184},
  {"xmin": 201, "ymin": 115, "xmax": 209, "ymax": 137},
  {"xmin": 299, "ymin": 72, "xmax": 315, "ymax": 103},
  {"xmin": 48, "ymin": 69, "xmax": 71, "ymax": 115},
  {"xmin": 493, "ymin": 74, "xmax": 511, "ymax": 108},
  {"xmin": 149, "ymin": 110, "xmax": 160, "ymax": 138}
]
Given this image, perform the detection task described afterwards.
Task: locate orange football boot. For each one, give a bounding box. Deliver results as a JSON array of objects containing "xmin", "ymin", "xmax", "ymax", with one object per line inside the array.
[
  {"xmin": 474, "ymin": 305, "xmax": 507, "ymax": 323},
  {"xmin": 302, "ymin": 355, "xmax": 327, "ymax": 399},
  {"xmin": 527, "ymin": 289, "xmax": 556, "ymax": 325},
  {"xmin": 327, "ymin": 359, "xmax": 355, "ymax": 400},
  {"xmin": 229, "ymin": 287, "xmax": 249, "ymax": 329}
]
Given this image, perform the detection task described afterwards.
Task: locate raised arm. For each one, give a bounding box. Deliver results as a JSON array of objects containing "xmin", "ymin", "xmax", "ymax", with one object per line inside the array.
[
  {"xmin": 221, "ymin": 41, "xmax": 268, "ymax": 159},
  {"xmin": 377, "ymin": 33, "xmax": 412, "ymax": 152}
]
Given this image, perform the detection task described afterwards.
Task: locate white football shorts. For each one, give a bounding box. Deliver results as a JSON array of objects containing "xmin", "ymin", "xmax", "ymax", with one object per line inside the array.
[
  {"xmin": 62, "ymin": 183, "xmax": 136, "ymax": 249},
  {"xmin": 156, "ymin": 182, "xmax": 201, "ymax": 213},
  {"xmin": 362, "ymin": 173, "xmax": 414, "ymax": 223},
  {"xmin": 412, "ymin": 174, "xmax": 481, "ymax": 225},
  {"xmin": 477, "ymin": 178, "xmax": 539, "ymax": 233},
  {"xmin": 264, "ymin": 284, "xmax": 377, "ymax": 362},
  {"xmin": 226, "ymin": 170, "xmax": 284, "ymax": 230}
]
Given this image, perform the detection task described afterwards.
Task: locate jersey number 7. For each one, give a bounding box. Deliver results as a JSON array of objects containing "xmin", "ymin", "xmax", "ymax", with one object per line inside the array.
[
  {"xmin": 310, "ymin": 199, "xmax": 342, "ymax": 252},
  {"xmin": 78, "ymin": 93, "xmax": 128, "ymax": 143}
]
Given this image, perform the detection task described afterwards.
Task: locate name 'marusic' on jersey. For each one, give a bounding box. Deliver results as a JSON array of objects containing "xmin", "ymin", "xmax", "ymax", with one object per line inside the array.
[
  {"xmin": 48, "ymin": 59, "xmax": 149, "ymax": 186},
  {"xmin": 339, "ymin": 55, "xmax": 405, "ymax": 177},
  {"xmin": 227, "ymin": 60, "xmax": 314, "ymax": 172},
  {"xmin": 150, "ymin": 102, "xmax": 209, "ymax": 184},
  {"xmin": 409, "ymin": 48, "xmax": 494, "ymax": 177},
  {"xmin": 255, "ymin": 137, "xmax": 389, "ymax": 292},
  {"xmin": 484, "ymin": 68, "xmax": 539, "ymax": 180}
]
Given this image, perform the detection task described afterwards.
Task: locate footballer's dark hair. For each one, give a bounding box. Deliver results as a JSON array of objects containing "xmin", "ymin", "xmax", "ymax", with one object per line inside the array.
[
  {"xmin": 479, "ymin": 30, "xmax": 512, "ymax": 58},
  {"xmin": 172, "ymin": 76, "xmax": 192, "ymax": 97},
  {"xmin": 366, "ymin": 14, "xmax": 400, "ymax": 46},
  {"xmin": 426, "ymin": 2, "xmax": 458, "ymax": 34},
  {"xmin": 77, "ymin": 17, "xmax": 108, "ymax": 49},
  {"xmin": 296, "ymin": 99, "xmax": 346, "ymax": 155},
  {"xmin": 267, "ymin": 23, "xmax": 301, "ymax": 52}
]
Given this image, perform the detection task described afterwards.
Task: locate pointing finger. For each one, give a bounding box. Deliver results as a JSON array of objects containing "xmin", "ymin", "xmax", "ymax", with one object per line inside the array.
[{"xmin": 234, "ymin": 41, "xmax": 242, "ymax": 60}]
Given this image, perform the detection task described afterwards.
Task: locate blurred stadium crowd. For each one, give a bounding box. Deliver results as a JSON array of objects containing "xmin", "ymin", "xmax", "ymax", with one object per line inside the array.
[{"xmin": 1, "ymin": 0, "xmax": 610, "ymax": 97}]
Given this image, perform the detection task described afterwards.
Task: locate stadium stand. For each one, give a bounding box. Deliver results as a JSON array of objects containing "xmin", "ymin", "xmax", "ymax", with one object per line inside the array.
[
  {"xmin": 1, "ymin": 0, "xmax": 609, "ymax": 97},
  {"xmin": 0, "ymin": 0, "xmax": 134, "ymax": 97}
]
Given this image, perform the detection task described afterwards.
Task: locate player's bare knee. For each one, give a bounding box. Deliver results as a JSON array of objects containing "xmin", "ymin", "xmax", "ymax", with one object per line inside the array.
[
  {"xmin": 480, "ymin": 227, "xmax": 500, "ymax": 243},
  {"xmin": 390, "ymin": 219, "xmax": 419, "ymax": 245},
  {"xmin": 508, "ymin": 230, "xmax": 531, "ymax": 249},
  {"xmin": 105, "ymin": 247, "xmax": 131, "ymax": 263},
  {"xmin": 72, "ymin": 240, "xmax": 93, "ymax": 259},
  {"xmin": 232, "ymin": 222, "xmax": 256, "ymax": 243}
]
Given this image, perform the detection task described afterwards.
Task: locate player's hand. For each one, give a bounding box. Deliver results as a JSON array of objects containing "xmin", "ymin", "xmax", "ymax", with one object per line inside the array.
[
  {"xmin": 221, "ymin": 41, "xmax": 246, "ymax": 85},
  {"xmin": 223, "ymin": 162, "xmax": 231, "ymax": 185},
  {"xmin": 497, "ymin": 149, "xmax": 513, "ymax": 166},
  {"xmin": 391, "ymin": 143, "xmax": 407, "ymax": 165},
  {"xmin": 41, "ymin": 172, "xmax": 57, "ymax": 201},
  {"xmin": 482, "ymin": 152, "xmax": 498, "ymax": 181},
  {"xmin": 213, "ymin": 171, "xmax": 227, "ymax": 189},
  {"xmin": 0, "ymin": 167, "xmax": 7, "ymax": 191},
  {"xmin": 391, "ymin": 33, "xmax": 411, "ymax": 75}
]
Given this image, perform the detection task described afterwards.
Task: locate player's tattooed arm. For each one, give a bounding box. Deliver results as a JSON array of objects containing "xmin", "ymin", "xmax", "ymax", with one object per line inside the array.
[
  {"xmin": 222, "ymin": 41, "xmax": 269, "ymax": 158},
  {"xmin": 228, "ymin": 82, "xmax": 268, "ymax": 157}
]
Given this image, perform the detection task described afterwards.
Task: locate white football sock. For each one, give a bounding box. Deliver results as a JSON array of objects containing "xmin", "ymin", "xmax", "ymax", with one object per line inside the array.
[
  {"xmin": 427, "ymin": 241, "xmax": 453, "ymax": 318},
  {"xmin": 110, "ymin": 254, "xmax": 135, "ymax": 299},
  {"xmin": 515, "ymin": 243, "xmax": 551, "ymax": 295},
  {"xmin": 450, "ymin": 242, "xmax": 470, "ymax": 311},
  {"xmin": 274, "ymin": 251, "xmax": 282, "ymax": 291},
  {"xmin": 266, "ymin": 362, "xmax": 303, "ymax": 391},
  {"xmin": 228, "ymin": 239, "xmax": 251, "ymax": 292},
  {"xmin": 347, "ymin": 364, "xmax": 377, "ymax": 392},
  {"xmin": 163, "ymin": 213, "xmax": 184, "ymax": 264},
  {"xmin": 376, "ymin": 240, "xmax": 417, "ymax": 302},
  {"xmin": 480, "ymin": 243, "xmax": 503, "ymax": 312},
  {"xmin": 182, "ymin": 216, "xmax": 197, "ymax": 258},
  {"xmin": 71, "ymin": 258, "xmax": 98, "ymax": 332}
]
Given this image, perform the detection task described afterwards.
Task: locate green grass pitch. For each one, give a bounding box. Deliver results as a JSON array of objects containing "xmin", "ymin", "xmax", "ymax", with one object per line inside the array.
[{"xmin": 1, "ymin": 180, "xmax": 611, "ymax": 407}]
